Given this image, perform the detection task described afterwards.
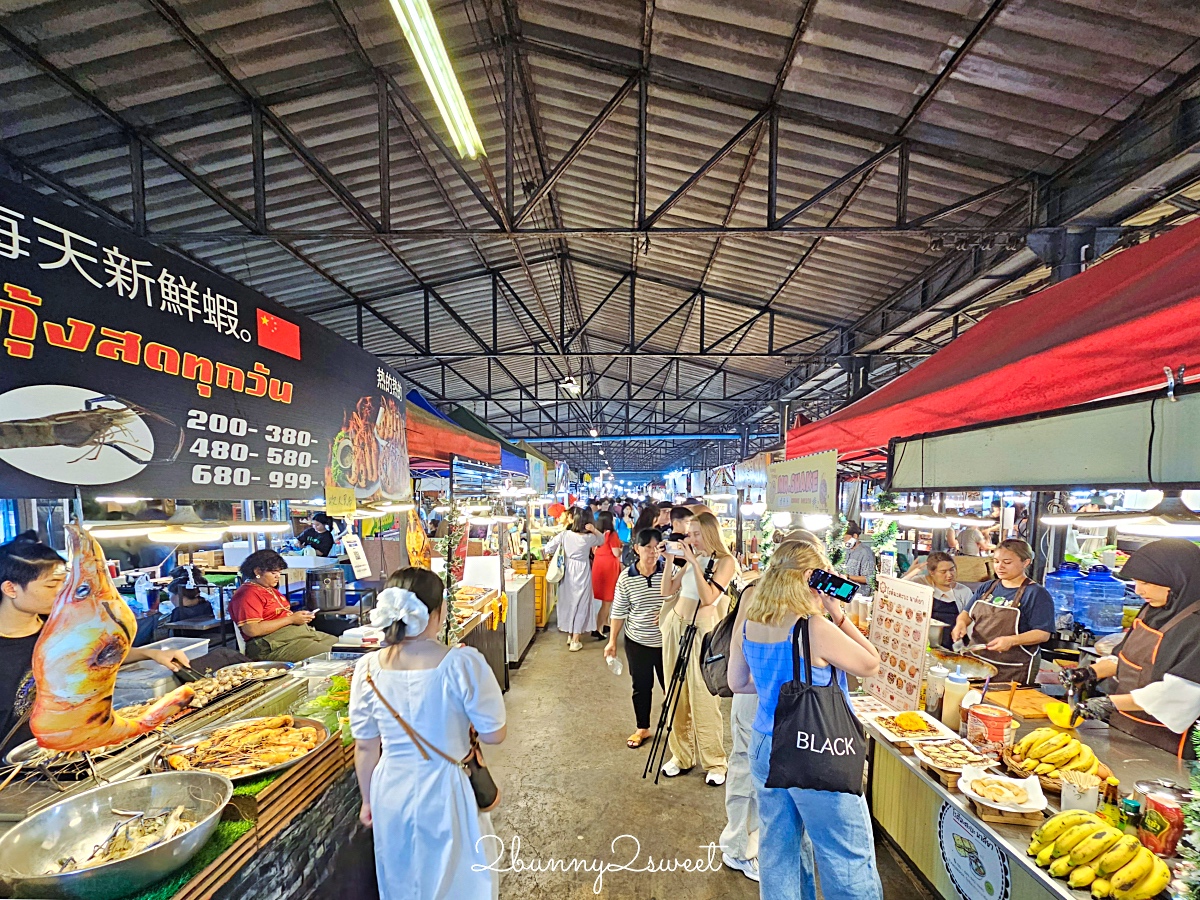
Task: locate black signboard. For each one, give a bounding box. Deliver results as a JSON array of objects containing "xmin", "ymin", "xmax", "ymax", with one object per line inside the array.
[{"xmin": 0, "ymin": 178, "xmax": 409, "ymax": 501}]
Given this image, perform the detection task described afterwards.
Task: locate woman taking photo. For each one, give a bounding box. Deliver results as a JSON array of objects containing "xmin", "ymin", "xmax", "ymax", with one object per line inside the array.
[
  {"xmin": 728, "ymin": 540, "xmax": 883, "ymax": 900},
  {"xmin": 604, "ymin": 528, "xmax": 665, "ymax": 750},
  {"xmin": 1064, "ymin": 539, "xmax": 1200, "ymax": 757},
  {"xmin": 591, "ymin": 511, "xmax": 623, "ymax": 640},
  {"xmin": 951, "ymin": 539, "xmax": 1055, "ymax": 685},
  {"xmin": 545, "ymin": 508, "xmax": 604, "ymax": 651},
  {"xmin": 350, "ymin": 567, "xmax": 506, "ymax": 899},
  {"xmin": 659, "ymin": 511, "xmax": 736, "ymax": 785}
]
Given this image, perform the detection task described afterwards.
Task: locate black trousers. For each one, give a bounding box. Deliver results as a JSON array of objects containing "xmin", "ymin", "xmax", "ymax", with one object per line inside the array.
[{"xmin": 625, "ymin": 636, "xmax": 665, "ymax": 730}]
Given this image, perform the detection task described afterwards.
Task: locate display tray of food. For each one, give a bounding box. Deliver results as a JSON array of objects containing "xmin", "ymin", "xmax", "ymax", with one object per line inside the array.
[
  {"xmin": 1026, "ymin": 809, "xmax": 1171, "ymax": 896},
  {"xmin": 0, "ymin": 771, "xmax": 232, "ymax": 900},
  {"xmin": 155, "ymin": 715, "xmax": 329, "ymax": 781},
  {"xmin": 958, "ymin": 768, "xmax": 1047, "ymax": 813},
  {"xmin": 453, "ymin": 585, "xmax": 498, "ymax": 605},
  {"xmin": 1002, "ymin": 726, "xmax": 1111, "ymax": 793},
  {"xmin": 910, "ymin": 738, "xmax": 996, "ymax": 773},
  {"xmin": 867, "ymin": 710, "xmax": 959, "ymax": 743}
]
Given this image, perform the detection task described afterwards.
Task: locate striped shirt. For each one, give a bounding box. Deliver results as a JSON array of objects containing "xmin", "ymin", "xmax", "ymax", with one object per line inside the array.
[{"xmin": 612, "ymin": 561, "xmax": 664, "ymax": 648}]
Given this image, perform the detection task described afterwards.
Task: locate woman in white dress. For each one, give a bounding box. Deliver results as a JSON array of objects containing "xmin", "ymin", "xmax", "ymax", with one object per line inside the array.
[
  {"xmin": 545, "ymin": 507, "xmax": 604, "ymax": 651},
  {"xmin": 350, "ymin": 568, "xmax": 507, "ymax": 900}
]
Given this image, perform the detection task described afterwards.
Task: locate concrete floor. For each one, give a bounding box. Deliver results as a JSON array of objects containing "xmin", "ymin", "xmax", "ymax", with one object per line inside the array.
[{"xmin": 487, "ymin": 621, "xmax": 936, "ymax": 899}]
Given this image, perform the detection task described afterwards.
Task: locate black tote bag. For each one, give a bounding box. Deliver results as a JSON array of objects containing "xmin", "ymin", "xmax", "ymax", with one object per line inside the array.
[{"xmin": 765, "ymin": 616, "xmax": 866, "ymax": 795}]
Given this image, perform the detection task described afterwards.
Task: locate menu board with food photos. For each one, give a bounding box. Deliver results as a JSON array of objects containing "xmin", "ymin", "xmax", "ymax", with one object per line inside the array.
[{"xmin": 867, "ymin": 575, "xmax": 935, "ymax": 711}]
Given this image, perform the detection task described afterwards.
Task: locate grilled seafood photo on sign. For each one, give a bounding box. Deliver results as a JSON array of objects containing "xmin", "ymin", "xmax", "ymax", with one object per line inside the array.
[{"xmin": 30, "ymin": 526, "xmax": 195, "ymax": 752}]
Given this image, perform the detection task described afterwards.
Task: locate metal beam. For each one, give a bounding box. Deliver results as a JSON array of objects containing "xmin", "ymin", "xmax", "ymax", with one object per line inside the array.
[
  {"xmin": 773, "ymin": 143, "xmax": 898, "ymax": 230},
  {"xmin": 643, "ymin": 108, "xmax": 769, "ymax": 229},
  {"xmin": 512, "ymin": 74, "xmax": 637, "ymax": 227}
]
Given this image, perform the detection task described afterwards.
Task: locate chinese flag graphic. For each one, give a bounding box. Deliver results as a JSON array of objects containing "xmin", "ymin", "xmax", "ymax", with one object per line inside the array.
[{"xmin": 256, "ymin": 309, "xmax": 301, "ymax": 360}]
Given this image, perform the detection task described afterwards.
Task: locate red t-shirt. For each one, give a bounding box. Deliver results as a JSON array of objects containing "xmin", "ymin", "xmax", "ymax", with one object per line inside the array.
[{"xmin": 230, "ymin": 582, "xmax": 291, "ymax": 626}]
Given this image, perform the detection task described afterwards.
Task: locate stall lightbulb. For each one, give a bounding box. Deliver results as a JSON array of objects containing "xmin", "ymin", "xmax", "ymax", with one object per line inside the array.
[
  {"xmin": 373, "ymin": 502, "xmax": 416, "ymax": 512},
  {"xmin": 87, "ymin": 525, "xmax": 157, "ymax": 539},
  {"xmin": 739, "ymin": 502, "xmax": 755, "ymax": 517},
  {"xmin": 1114, "ymin": 493, "xmax": 1200, "ymax": 537},
  {"xmin": 771, "ymin": 511, "xmax": 792, "ymax": 528},
  {"xmin": 589, "ymin": 428, "xmax": 599, "ymax": 438},
  {"xmin": 801, "ymin": 514, "xmax": 833, "ymax": 531},
  {"xmin": 387, "ymin": 0, "xmax": 484, "ymax": 159},
  {"xmin": 751, "ymin": 501, "xmax": 767, "ymax": 516},
  {"xmin": 94, "ymin": 496, "xmax": 152, "ymax": 504},
  {"xmin": 224, "ymin": 522, "xmax": 293, "ymax": 534}
]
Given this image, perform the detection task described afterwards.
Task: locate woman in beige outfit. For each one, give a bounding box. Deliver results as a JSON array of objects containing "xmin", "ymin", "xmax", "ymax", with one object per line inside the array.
[{"xmin": 659, "ymin": 511, "xmax": 736, "ymax": 785}]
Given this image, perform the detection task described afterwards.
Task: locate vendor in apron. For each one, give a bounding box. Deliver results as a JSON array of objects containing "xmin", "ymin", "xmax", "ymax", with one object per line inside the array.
[
  {"xmin": 951, "ymin": 539, "xmax": 1055, "ymax": 685},
  {"xmin": 1064, "ymin": 539, "xmax": 1200, "ymax": 758}
]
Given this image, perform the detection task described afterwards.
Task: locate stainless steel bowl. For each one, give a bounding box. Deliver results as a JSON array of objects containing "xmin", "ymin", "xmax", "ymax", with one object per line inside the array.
[{"xmin": 0, "ymin": 771, "xmax": 233, "ymax": 900}]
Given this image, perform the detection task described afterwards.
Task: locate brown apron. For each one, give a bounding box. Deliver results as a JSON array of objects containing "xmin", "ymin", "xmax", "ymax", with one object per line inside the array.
[
  {"xmin": 1112, "ymin": 606, "xmax": 1200, "ymax": 758},
  {"xmin": 967, "ymin": 579, "xmax": 1039, "ymax": 686}
]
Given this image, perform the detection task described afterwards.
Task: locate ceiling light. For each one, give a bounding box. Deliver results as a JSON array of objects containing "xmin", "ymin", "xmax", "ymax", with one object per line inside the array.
[
  {"xmin": 94, "ymin": 496, "xmax": 152, "ymax": 504},
  {"xmin": 589, "ymin": 428, "xmax": 599, "ymax": 438},
  {"xmin": 224, "ymin": 522, "xmax": 293, "ymax": 534},
  {"xmin": 1115, "ymin": 493, "xmax": 1200, "ymax": 537},
  {"xmin": 372, "ymin": 502, "xmax": 416, "ymax": 512},
  {"xmin": 387, "ymin": 0, "xmax": 484, "ymax": 159},
  {"xmin": 801, "ymin": 513, "xmax": 833, "ymax": 531},
  {"xmin": 896, "ymin": 504, "xmax": 954, "ymax": 529},
  {"xmin": 86, "ymin": 525, "xmax": 157, "ymax": 539},
  {"xmin": 739, "ymin": 502, "xmax": 755, "ymax": 516},
  {"xmin": 771, "ymin": 511, "xmax": 793, "ymax": 528},
  {"xmin": 559, "ymin": 377, "xmax": 582, "ymax": 397}
]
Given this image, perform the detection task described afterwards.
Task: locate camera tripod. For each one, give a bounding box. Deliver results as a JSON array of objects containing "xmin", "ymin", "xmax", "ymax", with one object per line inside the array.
[{"xmin": 643, "ymin": 598, "xmax": 701, "ymax": 784}]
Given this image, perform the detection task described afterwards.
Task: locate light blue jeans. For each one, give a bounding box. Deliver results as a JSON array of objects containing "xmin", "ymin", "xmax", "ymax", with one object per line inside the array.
[{"xmin": 749, "ymin": 730, "xmax": 884, "ymax": 900}]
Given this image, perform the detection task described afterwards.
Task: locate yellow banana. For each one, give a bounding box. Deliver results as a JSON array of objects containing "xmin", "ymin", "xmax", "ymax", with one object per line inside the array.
[
  {"xmin": 1035, "ymin": 762, "xmax": 1056, "ymax": 775},
  {"xmin": 1092, "ymin": 878, "xmax": 1113, "ymax": 899},
  {"xmin": 1070, "ymin": 827, "xmax": 1125, "ymax": 867},
  {"xmin": 1070, "ymin": 865, "xmax": 1098, "ymax": 889},
  {"xmin": 1064, "ymin": 744, "xmax": 1097, "ymax": 772},
  {"xmin": 1028, "ymin": 839, "xmax": 1048, "ymax": 857},
  {"xmin": 1016, "ymin": 727, "xmax": 1056, "ymax": 756},
  {"xmin": 1034, "ymin": 810, "xmax": 1100, "ymax": 844},
  {"xmin": 1114, "ymin": 856, "xmax": 1170, "ymax": 900},
  {"xmin": 1037, "ymin": 844, "xmax": 1057, "ymax": 867},
  {"xmin": 1019, "ymin": 757, "xmax": 1041, "ymax": 771},
  {"xmin": 1097, "ymin": 836, "xmax": 1142, "ymax": 875},
  {"xmin": 1109, "ymin": 847, "xmax": 1155, "ymax": 894},
  {"xmin": 1054, "ymin": 822, "xmax": 1109, "ymax": 857},
  {"xmin": 1043, "ymin": 739, "xmax": 1083, "ymax": 767},
  {"xmin": 1050, "ymin": 856, "xmax": 1077, "ymax": 878},
  {"xmin": 1085, "ymin": 757, "xmax": 1101, "ymax": 776},
  {"xmin": 1029, "ymin": 731, "xmax": 1072, "ymax": 760}
]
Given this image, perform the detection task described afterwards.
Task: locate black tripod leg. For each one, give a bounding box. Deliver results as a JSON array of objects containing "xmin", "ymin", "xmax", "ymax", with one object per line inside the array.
[
  {"xmin": 646, "ymin": 623, "xmax": 699, "ymax": 783},
  {"xmin": 643, "ymin": 642, "xmax": 688, "ymax": 779}
]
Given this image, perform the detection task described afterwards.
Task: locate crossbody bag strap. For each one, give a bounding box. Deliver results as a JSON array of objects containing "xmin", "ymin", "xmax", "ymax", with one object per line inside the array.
[{"xmin": 364, "ymin": 671, "xmax": 461, "ymax": 768}]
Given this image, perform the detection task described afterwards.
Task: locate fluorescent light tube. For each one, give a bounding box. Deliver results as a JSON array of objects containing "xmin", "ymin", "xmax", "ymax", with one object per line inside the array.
[{"xmin": 388, "ymin": 0, "xmax": 485, "ymax": 159}]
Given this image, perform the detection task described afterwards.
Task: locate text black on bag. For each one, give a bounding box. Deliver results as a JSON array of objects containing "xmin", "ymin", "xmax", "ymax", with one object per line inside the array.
[{"xmin": 765, "ymin": 616, "xmax": 866, "ymax": 795}]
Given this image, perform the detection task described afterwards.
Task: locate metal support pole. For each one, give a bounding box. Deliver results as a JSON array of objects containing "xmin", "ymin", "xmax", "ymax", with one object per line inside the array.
[
  {"xmin": 378, "ymin": 72, "xmax": 391, "ymax": 231},
  {"xmin": 251, "ymin": 104, "xmax": 266, "ymax": 232},
  {"xmin": 896, "ymin": 141, "xmax": 910, "ymax": 226},
  {"xmin": 129, "ymin": 135, "xmax": 145, "ymax": 236},
  {"xmin": 767, "ymin": 107, "xmax": 779, "ymax": 227}
]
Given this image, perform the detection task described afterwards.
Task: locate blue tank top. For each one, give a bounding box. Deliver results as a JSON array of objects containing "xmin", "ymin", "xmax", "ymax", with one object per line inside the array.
[{"xmin": 743, "ymin": 621, "xmax": 850, "ymax": 736}]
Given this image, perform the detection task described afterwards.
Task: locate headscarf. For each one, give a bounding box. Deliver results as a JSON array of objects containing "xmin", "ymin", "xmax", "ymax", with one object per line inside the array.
[{"xmin": 1118, "ymin": 539, "xmax": 1200, "ymax": 683}]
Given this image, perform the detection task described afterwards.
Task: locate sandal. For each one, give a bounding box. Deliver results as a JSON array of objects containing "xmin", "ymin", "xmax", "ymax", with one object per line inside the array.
[{"xmin": 627, "ymin": 732, "xmax": 648, "ymax": 749}]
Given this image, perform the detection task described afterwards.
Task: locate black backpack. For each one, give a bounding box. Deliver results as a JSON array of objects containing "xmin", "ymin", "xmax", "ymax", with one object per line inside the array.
[{"xmin": 700, "ymin": 579, "xmax": 743, "ymax": 698}]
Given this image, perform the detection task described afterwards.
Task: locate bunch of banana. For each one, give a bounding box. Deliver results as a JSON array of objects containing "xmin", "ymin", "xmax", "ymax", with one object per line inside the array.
[
  {"xmin": 1026, "ymin": 811, "xmax": 1171, "ymax": 900},
  {"xmin": 1011, "ymin": 727, "xmax": 1100, "ymax": 779}
]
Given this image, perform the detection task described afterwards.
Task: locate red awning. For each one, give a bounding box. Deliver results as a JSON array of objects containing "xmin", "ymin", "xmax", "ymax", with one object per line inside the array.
[
  {"xmin": 405, "ymin": 402, "xmax": 501, "ymax": 466},
  {"xmin": 786, "ymin": 217, "xmax": 1200, "ymax": 459}
]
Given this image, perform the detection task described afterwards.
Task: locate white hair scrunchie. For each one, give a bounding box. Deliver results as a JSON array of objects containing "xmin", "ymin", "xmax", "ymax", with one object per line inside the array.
[{"xmin": 371, "ymin": 587, "xmax": 430, "ymax": 635}]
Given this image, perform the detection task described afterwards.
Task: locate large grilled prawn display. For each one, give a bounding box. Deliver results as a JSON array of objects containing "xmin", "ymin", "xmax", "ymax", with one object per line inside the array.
[{"xmin": 30, "ymin": 525, "xmax": 195, "ymax": 752}]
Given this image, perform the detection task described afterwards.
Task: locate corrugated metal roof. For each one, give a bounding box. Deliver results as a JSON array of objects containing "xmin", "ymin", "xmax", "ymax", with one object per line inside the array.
[{"xmin": 2, "ymin": 0, "xmax": 1199, "ymax": 472}]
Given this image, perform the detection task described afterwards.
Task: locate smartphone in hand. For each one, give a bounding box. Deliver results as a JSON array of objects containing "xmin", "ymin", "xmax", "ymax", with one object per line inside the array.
[{"xmin": 808, "ymin": 569, "xmax": 857, "ymax": 601}]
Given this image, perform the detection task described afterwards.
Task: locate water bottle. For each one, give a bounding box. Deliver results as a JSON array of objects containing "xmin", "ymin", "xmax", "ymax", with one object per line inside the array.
[
  {"xmin": 1073, "ymin": 565, "xmax": 1127, "ymax": 635},
  {"xmin": 606, "ymin": 655, "xmax": 623, "ymax": 676},
  {"xmin": 1044, "ymin": 562, "xmax": 1083, "ymax": 632}
]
